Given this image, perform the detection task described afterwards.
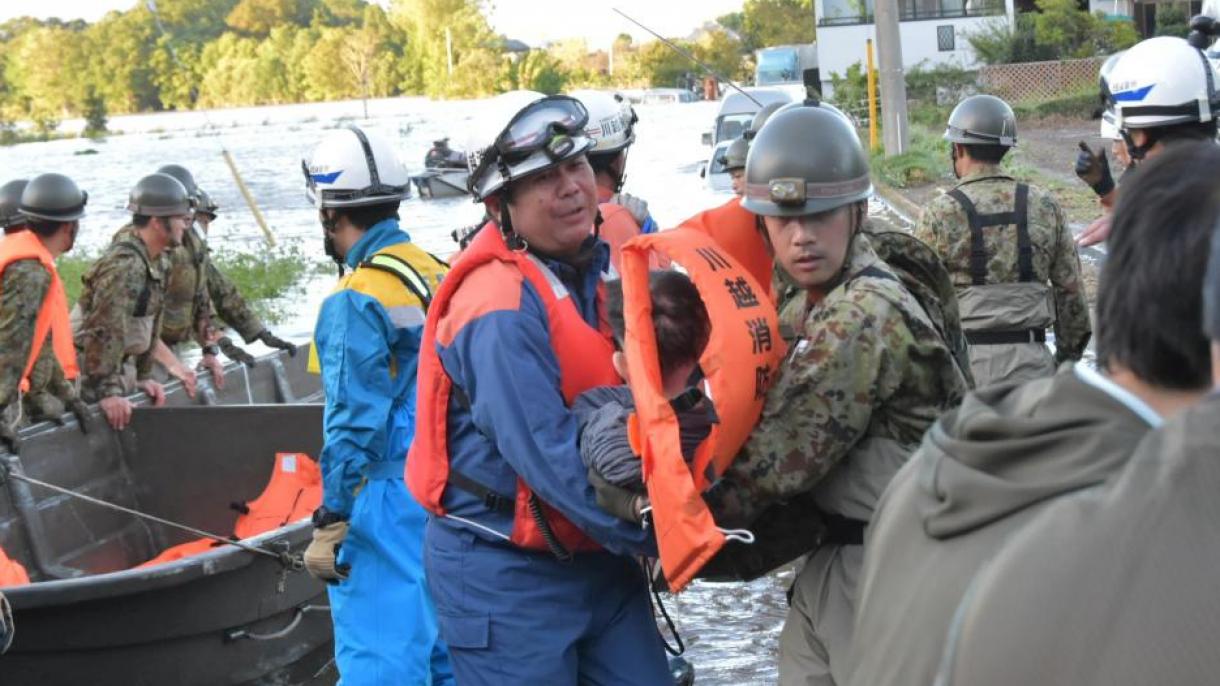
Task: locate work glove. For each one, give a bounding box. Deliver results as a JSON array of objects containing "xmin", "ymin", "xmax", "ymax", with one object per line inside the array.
[
  {"xmin": 0, "ymin": 423, "xmax": 18, "ymax": 455},
  {"xmin": 68, "ymin": 399, "xmax": 92, "ymax": 434},
  {"xmin": 25, "ymin": 393, "xmax": 65, "ymax": 425},
  {"xmin": 255, "ymin": 329, "xmax": 297, "ymax": 356},
  {"xmin": 1075, "ymin": 141, "xmax": 1115, "ymax": 198},
  {"xmin": 304, "ymin": 521, "xmax": 350, "ymax": 582},
  {"xmin": 609, "ymin": 192, "xmax": 651, "ymax": 228},
  {"xmin": 218, "ymin": 336, "xmax": 256, "ymax": 367},
  {"xmin": 588, "ymin": 468, "xmax": 648, "ymax": 525},
  {"xmin": 0, "ymin": 590, "xmax": 13, "ymax": 654}
]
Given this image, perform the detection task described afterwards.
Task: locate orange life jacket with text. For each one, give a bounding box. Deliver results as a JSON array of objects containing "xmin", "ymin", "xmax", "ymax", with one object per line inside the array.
[
  {"xmin": 408, "ymin": 224, "xmax": 619, "ymax": 554},
  {"xmin": 0, "ymin": 230, "xmax": 78, "ymax": 392},
  {"xmin": 0, "ymin": 545, "xmax": 30, "ymax": 586},
  {"xmin": 679, "ymin": 197, "xmax": 775, "ymax": 303},
  {"xmin": 619, "ymin": 227, "xmax": 786, "ymax": 591}
]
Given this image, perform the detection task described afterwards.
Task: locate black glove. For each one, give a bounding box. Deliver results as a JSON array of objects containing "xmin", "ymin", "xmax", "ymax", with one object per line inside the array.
[
  {"xmin": 218, "ymin": 336, "xmax": 257, "ymax": 367},
  {"xmin": 0, "ymin": 423, "xmax": 18, "ymax": 455},
  {"xmin": 588, "ymin": 468, "xmax": 647, "ymax": 525},
  {"xmin": 69, "ymin": 399, "xmax": 91, "ymax": 434},
  {"xmin": 255, "ymin": 330, "xmax": 297, "ymax": 356},
  {"xmin": 1075, "ymin": 141, "xmax": 1115, "ymax": 197}
]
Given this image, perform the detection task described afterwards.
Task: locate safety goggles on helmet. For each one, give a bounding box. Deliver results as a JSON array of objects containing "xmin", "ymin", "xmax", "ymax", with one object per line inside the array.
[{"xmin": 468, "ymin": 96, "xmax": 592, "ymax": 196}]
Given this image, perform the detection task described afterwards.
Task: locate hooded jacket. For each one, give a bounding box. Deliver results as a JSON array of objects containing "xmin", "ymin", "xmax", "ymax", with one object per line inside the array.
[
  {"xmin": 846, "ymin": 363, "xmax": 1158, "ymax": 686},
  {"xmin": 937, "ymin": 393, "xmax": 1220, "ymax": 686}
]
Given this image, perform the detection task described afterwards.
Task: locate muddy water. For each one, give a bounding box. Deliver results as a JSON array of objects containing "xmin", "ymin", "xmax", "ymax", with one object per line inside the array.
[{"xmin": 0, "ymin": 95, "xmax": 918, "ymax": 684}]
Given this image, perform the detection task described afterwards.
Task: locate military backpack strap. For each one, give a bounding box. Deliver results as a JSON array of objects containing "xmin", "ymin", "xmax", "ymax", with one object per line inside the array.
[
  {"xmin": 946, "ymin": 189, "xmax": 990, "ymax": 286},
  {"xmin": 1013, "ymin": 183, "xmax": 1034, "ymax": 283},
  {"xmin": 112, "ymin": 240, "xmax": 156, "ymax": 318},
  {"xmin": 358, "ymin": 252, "xmax": 435, "ymax": 311}
]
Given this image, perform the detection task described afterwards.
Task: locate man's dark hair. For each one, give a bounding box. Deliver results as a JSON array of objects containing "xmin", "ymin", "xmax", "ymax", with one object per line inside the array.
[
  {"xmin": 1096, "ymin": 142, "xmax": 1219, "ymax": 389},
  {"xmin": 1143, "ymin": 119, "xmax": 1218, "ymax": 149},
  {"xmin": 27, "ymin": 219, "xmax": 63, "ymax": 238},
  {"xmin": 132, "ymin": 214, "xmax": 152, "ymax": 228},
  {"xmin": 961, "ymin": 143, "xmax": 1008, "ymax": 164},
  {"xmin": 588, "ymin": 151, "xmax": 622, "ymax": 178},
  {"xmin": 605, "ymin": 271, "xmax": 711, "ymax": 378},
  {"xmin": 333, "ymin": 200, "xmax": 400, "ymax": 231}
]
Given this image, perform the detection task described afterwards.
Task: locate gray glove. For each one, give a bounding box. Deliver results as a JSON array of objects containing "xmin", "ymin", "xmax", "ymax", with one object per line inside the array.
[
  {"xmin": 68, "ymin": 398, "xmax": 91, "ymax": 434},
  {"xmin": 588, "ymin": 468, "xmax": 647, "ymax": 525},
  {"xmin": 218, "ymin": 336, "xmax": 256, "ymax": 367},
  {"xmin": 609, "ymin": 192, "xmax": 650, "ymax": 227},
  {"xmin": 255, "ymin": 329, "xmax": 297, "ymax": 356},
  {"xmin": 0, "ymin": 423, "xmax": 17, "ymax": 455}
]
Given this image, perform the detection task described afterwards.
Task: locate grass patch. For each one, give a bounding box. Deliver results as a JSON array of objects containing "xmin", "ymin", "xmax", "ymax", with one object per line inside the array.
[
  {"xmin": 55, "ymin": 240, "xmax": 325, "ymax": 324},
  {"xmin": 870, "ymin": 124, "xmax": 950, "ymax": 189},
  {"xmin": 1012, "ymin": 87, "xmax": 1098, "ymax": 121}
]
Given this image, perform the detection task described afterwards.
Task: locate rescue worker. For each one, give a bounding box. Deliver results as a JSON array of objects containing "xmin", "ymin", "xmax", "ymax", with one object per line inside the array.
[
  {"xmin": 915, "ymin": 94, "xmax": 1091, "ymax": 387},
  {"xmin": 0, "ymin": 173, "xmax": 90, "ymax": 450},
  {"xmin": 1077, "ymin": 36, "xmax": 1220, "ymax": 246},
  {"xmin": 1073, "ymin": 51, "xmax": 1126, "ymax": 217},
  {"xmin": 933, "ymin": 141, "xmax": 1220, "ymax": 686},
  {"xmin": 0, "ymin": 179, "xmax": 30, "ymax": 235},
  {"xmin": 151, "ymin": 166, "xmax": 296, "ymax": 376},
  {"xmin": 74, "ymin": 173, "xmax": 190, "ymax": 430},
  {"xmin": 424, "ymin": 137, "xmax": 465, "ymax": 170},
  {"xmin": 571, "ymin": 89, "xmax": 657, "ymax": 267},
  {"xmin": 407, "ymin": 91, "xmax": 669, "ymax": 685},
  {"xmin": 299, "ymin": 125, "xmax": 452, "ymax": 685},
  {"xmin": 719, "ymin": 137, "xmax": 748, "ymax": 197},
  {"xmin": 700, "ymin": 106, "xmax": 969, "ymax": 686}
]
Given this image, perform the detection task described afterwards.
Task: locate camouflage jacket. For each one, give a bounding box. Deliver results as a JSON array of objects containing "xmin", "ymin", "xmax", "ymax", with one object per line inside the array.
[
  {"xmin": 704, "ymin": 230, "xmax": 969, "ymax": 528},
  {"xmin": 75, "ymin": 230, "xmax": 165, "ymax": 400},
  {"xmin": 913, "ymin": 168, "xmax": 1092, "ymax": 362},
  {"xmin": 0, "ymin": 260, "xmax": 77, "ymax": 424}
]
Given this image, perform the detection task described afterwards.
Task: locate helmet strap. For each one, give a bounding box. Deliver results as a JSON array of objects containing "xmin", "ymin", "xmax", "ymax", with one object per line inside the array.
[
  {"xmin": 499, "ymin": 201, "xmax": 528, "ymax": 251},
  {"xmin": 1121, "ymin": 128, "xmax": 1155, "ymax": 163}
]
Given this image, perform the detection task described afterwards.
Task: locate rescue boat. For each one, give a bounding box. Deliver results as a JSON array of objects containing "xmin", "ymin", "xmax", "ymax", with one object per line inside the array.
[{"xmin": 0, "ymin": 350, "xmax": 334, "ymax": 685}]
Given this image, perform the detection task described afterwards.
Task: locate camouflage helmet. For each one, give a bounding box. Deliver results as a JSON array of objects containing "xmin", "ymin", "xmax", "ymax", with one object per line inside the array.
[
  {"xmin": 744, "ymin": 102, "xmax": 786, "ymax": 141},
  {"xmin": 127, "ymin": 173, "xmax": 192, "ymax": 217},
  {"xmin": 19, "ymin": 173, "xmax": 88, "ymax": 223},
  {"xmin": 743, "ymin": 107, "xmax": 872, "ymax": 217},
  {"xmin": 195, "ymin": 188, "xmax": 219, "ymax": 219},
  {"xmin": 944, "ymin": 94, "xmax": 1017, "ymax": 147},
  {"xmin": 155, "ymin": 164, "xmax": 201, "ymax": 206},
  {"xmin": 719, "ymin": 137, "xmax": 749, "ymax": 171},
  {"xmin": 0, "ymin": 178, "xmax": 29, "ymax": 229}
]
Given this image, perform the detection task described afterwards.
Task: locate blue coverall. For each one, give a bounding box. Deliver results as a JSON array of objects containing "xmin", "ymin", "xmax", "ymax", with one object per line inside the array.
[
  {"xmin": 424, "ymin": 238, "xmax": 671, "ymax": 685},
  {"xmin": 314, "ymin": 219, "xmax": 453, "ymax": 685}
]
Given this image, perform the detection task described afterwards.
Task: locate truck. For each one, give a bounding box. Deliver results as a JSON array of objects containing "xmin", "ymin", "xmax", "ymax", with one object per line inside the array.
[{"xmin": 754, "ymin": 44, "xmax": 820, "ymax": 102}]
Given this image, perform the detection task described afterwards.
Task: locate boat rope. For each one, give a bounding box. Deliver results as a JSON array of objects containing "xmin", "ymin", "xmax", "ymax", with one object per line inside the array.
[
  {"xmin": 228, "ymin": 604, "xmax": 330, "ymax": 641},
  {"xmin": 645, "ymin": 558, "xmax": 686, "ymax": 657},
  {"xmin": 0, "ymin": 467, "xmax": 302, "ymax": 570}
]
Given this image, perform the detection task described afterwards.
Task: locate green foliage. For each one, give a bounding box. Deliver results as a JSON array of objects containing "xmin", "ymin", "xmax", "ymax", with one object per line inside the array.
[
  {"xmin": 82, "ymin": 87, "xmax": 108, "ymax": 138},
  {"xmin": 970, "ymin": 2, "xmax": 1138, "ymax": 65},
  {"xmin": 1011, "ymin": 84, "xmax": 1098, "ymax": 119},
  {"xmin": 828, "ymin": 62, "xmax": 868, "ymax": 112},
  {"xmin": 509, "ymin": 51, "xmax": 568, "ymax": 94},
  {"xmin": 738, "ymin": 0, "xmax": 815, "ymax": 51},
  {"xmin": 871, "ymin": 125, "xmax": 950, "ymax": 188},
  {"xmin": 1154, "ymin": 4, "xmax": 1189, "ymax": 38}
]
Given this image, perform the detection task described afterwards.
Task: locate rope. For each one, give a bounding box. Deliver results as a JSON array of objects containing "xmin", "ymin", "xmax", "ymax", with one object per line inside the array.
[
  {"xmin": 1, "ymin": 468, "xmax": 301, "ymax": 569},
  {"xmin": 645, "ymin": 558, "xmax": 685, "ymax": 656},
  {"xmin": 233, "ymin": 604, "xmax": 330, "ymax": 641}
]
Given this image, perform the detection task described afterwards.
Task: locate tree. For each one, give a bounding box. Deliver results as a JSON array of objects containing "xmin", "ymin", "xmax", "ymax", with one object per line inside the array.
[
  {"xmin": 1155, "ymin": 4, "xmax": 1189, "ymax": 38},
  {"xmin": 82, "ymin": 86, "xmax": 108, "ymax": 137},
  {"xmin": 512, "ymin": 50, "xmax": 568, "ymax": 94},
  {"xmin": 390, "ymin": 0, "xmax": 505, "ymax": 98},
  {"xmin": 227, "ymin": 0, "xmax": 316, "ymax": 36},
  {"xmin": 739, "ymin": 0, "xmax": 815, "ymax": 51},
  {"xmin": 693, "ymin": 26, "xmax": 749, "ymax": 82}
]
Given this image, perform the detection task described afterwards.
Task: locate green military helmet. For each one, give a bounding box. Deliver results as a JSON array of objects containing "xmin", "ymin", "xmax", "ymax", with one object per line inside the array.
[
  {"xmin": 742, "ymin": 106, "xmax": 872, "ymax": 217},
  {"xmin": 128, "ymin": 173, "xmax": 192, "ymax": 216},
  {"xmin": 719, "ymin": 137, "xmax": 749, "ymax": 171},
  {"xmin": 196, "ymin": 188, "xmax": 219, "ymax": 219},
  {"xmin": 0, "ymin": 178, "xmax": 29, "ymax": 229},
  {"xmin": 19, "ymin": 173, "xmax": 88, "ymax": 222},
  {"xmin": 155, "ymin": 164, "xmax": 201, "ymax": 206},
  {"xmin": 943, "ymin": 94, "xmax": 1017, "ymax": 147},
  {"xmin": 743, "ymin": 101, "xmax": 787, "ymax": 141}
]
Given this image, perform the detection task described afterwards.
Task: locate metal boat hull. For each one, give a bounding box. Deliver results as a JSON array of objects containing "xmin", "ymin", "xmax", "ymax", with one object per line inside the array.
[{"xmin": 411, "ymin": 169, "xmax": 469, "ymax": 199}]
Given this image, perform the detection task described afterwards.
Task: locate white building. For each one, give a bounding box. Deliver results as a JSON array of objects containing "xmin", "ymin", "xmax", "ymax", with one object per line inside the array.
[{"xmin": 814, "ymin": 0, "xmax": 1017, "ymax": 96}]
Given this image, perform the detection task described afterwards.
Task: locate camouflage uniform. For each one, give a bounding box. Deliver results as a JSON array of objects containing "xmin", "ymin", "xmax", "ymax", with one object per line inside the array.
[
  {"xmin": 73, "ymin": 230, "xmax": 165, "ymax": 401},
  {"xmin": 705, "ymin": 226, "xmax": 969, "ymax": 686},
  {"xmin": 0, "ymin": 260, "xmax": 79, "ymax": 426},
  {"xmin": 914, "ymin": 168, "xmax": 1091, "ymax": 387}
]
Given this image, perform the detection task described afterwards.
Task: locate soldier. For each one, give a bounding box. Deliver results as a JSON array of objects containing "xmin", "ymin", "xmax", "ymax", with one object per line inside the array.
[
  {"xmin": 915, "ymin": 94, "xmax": 1091, "ymax": 388},
  {"xmin": 74, "ymin": 173, "xmax": 191, "ymax": 430},
  {"xmin": 933, "ymin": 139, "xmax": 1220, "ymax": 686},
  {"xmin": 700, "ymin": 107, "xmax": 969, "ymax": 686},
  {"xmin": 0, "ymin": 179, "xmax": 30, "ymax": 235},
  {"xmin": 719, "ymin": 137, "xmax": 748, "ymax": 197},
  {"xmin": 0, "ymin": 173, "xmax": 90, "ymax": 450}
]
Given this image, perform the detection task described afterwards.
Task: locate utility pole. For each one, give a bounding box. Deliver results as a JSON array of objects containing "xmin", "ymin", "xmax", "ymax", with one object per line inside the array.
[{"xmin": 874, "ymin": 0, "xmax": 909, "ymax": 156}]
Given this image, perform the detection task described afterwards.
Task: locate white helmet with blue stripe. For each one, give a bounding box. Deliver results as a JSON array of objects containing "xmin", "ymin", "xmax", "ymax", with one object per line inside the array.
[
  {"xmin": 303, "ymin": 125, "xmax": 411, "ymax": 208},
  {"xmin": 1110, "ymin": 36, "xmax": 1220, "ymax": 130}
]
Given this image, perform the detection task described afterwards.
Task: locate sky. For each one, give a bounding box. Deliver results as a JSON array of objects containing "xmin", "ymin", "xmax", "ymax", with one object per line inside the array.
[{"xmin": 0, "ymin": 0, "xmax": 745, "ymax": 49}]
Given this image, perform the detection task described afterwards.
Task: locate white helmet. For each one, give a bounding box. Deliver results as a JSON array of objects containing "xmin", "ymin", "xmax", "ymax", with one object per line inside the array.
[
  {"xmin": 464, "ymin": 90, "xmax": 594, "ymax": 201},
  {"xmin": 569, "ymin": 89, "xmax": 636, "ymax": 156},
  {"xmin": 303, "ymin": 126, "xmax": 411, "ymax": 208},
  {"xmin": 1110, "ymin": 37, "xmax": 1220, "ymax": 130},
  {"xmin": 1098, "ymin": 51, "xmax": 1125, "ymax": 139}
]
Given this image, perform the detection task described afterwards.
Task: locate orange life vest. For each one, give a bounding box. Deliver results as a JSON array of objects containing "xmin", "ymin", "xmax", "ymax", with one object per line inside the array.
[
  {"xmin": 597, "ymin": 202, "xmax": 669, "ymax": 272},
  {"xmin": 408, "ymin": 225, "xmax": 619, "ymax": 554},
  {"xmin": 0, "ymin": 230, "xmax": 78, "ymax": 392},
  {"xmin": 679, "ymin": 197, "xmax": 775, "ymax": 303},
  {"xmin": 0, "ymin": 545, "xmax": 30, "ymax": 586},
  {"xmin": 139, "ymin": 453, "xmax": 322, "ymax": 568},
  {"xmin": 619, "ymin": 227, "xmax": 786, "ymax": 592}
]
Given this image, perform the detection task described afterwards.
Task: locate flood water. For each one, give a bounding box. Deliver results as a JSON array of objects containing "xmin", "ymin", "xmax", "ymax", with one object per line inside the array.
[{"xmin": 0, "ymin": 95, "xmax": 912, "ymax": 685}]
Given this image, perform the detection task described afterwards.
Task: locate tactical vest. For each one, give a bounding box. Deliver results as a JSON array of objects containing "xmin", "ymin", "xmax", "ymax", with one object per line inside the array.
[
  {"xmin": 408, "ymin": 224, "xmax": 619, "ymax": 558},
  {"xmin": 0, "ymin": 230, "xmax": 78, "ymax": 393},
  {"xmin": 947, "ymin": 182, "xmax": 1055, "ymax": 386},
  {"xmin": 618, "ymin": 226, "xmax": 786, "ymax": 591}
]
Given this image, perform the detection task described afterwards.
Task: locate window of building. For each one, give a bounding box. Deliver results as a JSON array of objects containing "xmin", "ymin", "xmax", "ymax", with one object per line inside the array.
[{"xmin": 937, "ymin": 24, "xmax": 956, "ymax": 51}]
